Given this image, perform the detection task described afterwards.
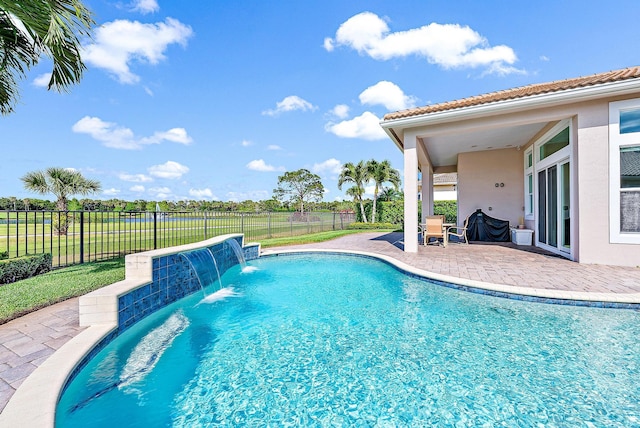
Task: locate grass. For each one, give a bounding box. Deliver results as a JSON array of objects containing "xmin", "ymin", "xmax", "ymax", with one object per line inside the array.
[
  {"xmin": 0, "ymin": 228, "xmax": 397, "ymax": 324},
  {"xmin": 0, "ymin": 257, "xmax": 125, "ymax": 324},
  {"xmin": 258, "ymin": 228, "xmax": 397, "ymax": 248}
]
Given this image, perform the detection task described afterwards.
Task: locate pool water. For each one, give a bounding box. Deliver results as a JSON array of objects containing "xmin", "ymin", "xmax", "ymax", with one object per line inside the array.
[{"xmin": 57, "ymin": 254, "xmax": 640, "ymax": 427}]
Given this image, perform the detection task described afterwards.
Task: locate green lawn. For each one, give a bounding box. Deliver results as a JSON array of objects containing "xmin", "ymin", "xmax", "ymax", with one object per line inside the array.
[
  {"xmin": 258, "ymin": 229, "xmax": 396, "ymax": 248},
  {"xmin": 0, "ymin": 258, "xmax": 125, "ymax": 324}
]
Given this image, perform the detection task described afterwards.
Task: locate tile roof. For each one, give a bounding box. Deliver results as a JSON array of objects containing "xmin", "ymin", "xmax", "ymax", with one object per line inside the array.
[
  {"xmin": 621, "ymin": 149, "xmax": 640, "ymax": 177},
  {"xmin": 383, "ymin": 66, "xmax": 640, "ymax": 121},
  {"xmin": 433, "ymin": 172, "xmax": 457, "ymax": 184}
]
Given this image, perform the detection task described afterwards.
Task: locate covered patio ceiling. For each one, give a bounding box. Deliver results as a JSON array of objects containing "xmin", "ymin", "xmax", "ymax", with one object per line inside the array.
[{"xmin": 420, "ymin": 121, "xmax": 549, "ymax": 169}]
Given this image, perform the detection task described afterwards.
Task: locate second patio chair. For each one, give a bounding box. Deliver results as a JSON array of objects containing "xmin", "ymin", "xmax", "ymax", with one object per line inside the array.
[{"xmin": 447, "ymin": 216, "xmax": 469, "ymax": 244}]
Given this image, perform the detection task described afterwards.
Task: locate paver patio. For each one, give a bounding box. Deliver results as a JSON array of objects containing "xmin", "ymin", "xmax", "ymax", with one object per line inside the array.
[{"xmin": 1, "ymin": 231, "xmax": 639, "ymax": 413}]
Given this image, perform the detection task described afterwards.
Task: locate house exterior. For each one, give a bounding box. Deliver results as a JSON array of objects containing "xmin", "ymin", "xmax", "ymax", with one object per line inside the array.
[
  {"xmin": 418, "ymin": 173, "xmax": 458, "ymax": 201},
  {"xmin": 381, "ymin": 66, "xmax": 640, "ymax": 267}
]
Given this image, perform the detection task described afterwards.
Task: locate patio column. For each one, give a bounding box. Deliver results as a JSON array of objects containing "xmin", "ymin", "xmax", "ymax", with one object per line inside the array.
[
  {"xmin": 404, "ymin": 133, "xmax": 419, "ymax": 252},
  {"xmin": 422, "ymin": 168, "xmax": 433, "ymax": 219}
]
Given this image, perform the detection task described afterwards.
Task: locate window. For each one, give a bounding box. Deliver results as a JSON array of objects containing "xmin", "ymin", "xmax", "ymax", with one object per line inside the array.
[
  {"xmin": 609, "ymin": 99, "xmax": 640, "ymax": 243},
  {"xmin": 539, "ymin": 127, "xmax": 569, "ymax": 161},
  {"xmin": 620, "ymin": 146, "xmax": 640, "ymax": 233},
  {"xmin": 524, "ymin": 147, "xmax": 533, "ymax": 218},
  {"xmin": 620, "ymin": 107, "xmax": 640, "ymax": 134}
]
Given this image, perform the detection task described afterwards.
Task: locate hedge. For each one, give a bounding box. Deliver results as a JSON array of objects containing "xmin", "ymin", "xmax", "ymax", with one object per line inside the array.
[
  {"xmin": 0, "ymin": 253, "xmax": 52, "ymax": 285},
  {"xmin": 347, "ymin": 222, "xmax": 398, "ymax": 230},
  {"xmin": 355, "ymin": 200, "xmax": 458, "ymax": 225}
]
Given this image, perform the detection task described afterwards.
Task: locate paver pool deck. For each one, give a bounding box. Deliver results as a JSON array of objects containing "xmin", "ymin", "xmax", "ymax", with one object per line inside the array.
[{"xmin": 1, "ymin": 231, "xmax": 640, "ymax": 414}]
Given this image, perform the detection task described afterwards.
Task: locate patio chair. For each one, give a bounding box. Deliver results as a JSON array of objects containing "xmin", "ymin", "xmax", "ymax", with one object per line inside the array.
[
  {"xmin": 447, "ymin": 216, "xmax": 469, "ymax": 244},
  {"xmin": 423, "ymin": 215, "xmax": 446, "ymax": 246}
]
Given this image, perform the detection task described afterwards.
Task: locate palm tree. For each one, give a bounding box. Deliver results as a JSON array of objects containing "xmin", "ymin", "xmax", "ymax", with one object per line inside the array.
[
  {"xmin": 0, "ymin": 0, "xmax": 94, "ymax": 115},
  {"xmin": 338, "ymin": 161, "xmax": 370, "ymax": 223},
  {"xmin": 21, "ymin": 167, "xmax": 101, "ymax": 234},
  {"xmin": 367, "ymin": 160, "xmax": 401, "ymax": 223},
  {"xmin": 378, "ymin": 187, "xmax": 403, "ymax": 202}
]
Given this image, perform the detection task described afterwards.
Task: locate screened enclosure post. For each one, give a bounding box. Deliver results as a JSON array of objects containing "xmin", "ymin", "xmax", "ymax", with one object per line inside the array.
[
  {"xmin": 153, "ymin": 212, "xmax": 158, "ymax": 250},
  {"xmin": 79, "ymin": 211, "xmax": 85, "ymax": 264}
]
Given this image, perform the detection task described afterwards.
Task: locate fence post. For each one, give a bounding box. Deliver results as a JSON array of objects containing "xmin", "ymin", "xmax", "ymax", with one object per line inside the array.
[
  {"xmin": 268, "ymin": 212, "xmax": 272, "ymax": 238},
  {"xmin": 204, "ymin": 211, "xmax": 208, "ymax": 239},
  {"xmin": 153, "ymin": 212, "xmax": 158, "ymax": 250},
  {"xmin": 241, "ymin": 212, "xmax": 245, "ymax": 234},
  {"xmin": 333, "ymin": 212, "xmax": 336, "ymax": 231},
  {"xmin": 79, "ymin": 211, "xmax": 84, "ymax": 264}
]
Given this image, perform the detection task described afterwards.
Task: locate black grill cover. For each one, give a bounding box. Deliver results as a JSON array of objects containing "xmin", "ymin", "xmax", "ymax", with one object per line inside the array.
[{"xmin": 466, "ymin": 209, "xmax": 510, "ymax": 242}]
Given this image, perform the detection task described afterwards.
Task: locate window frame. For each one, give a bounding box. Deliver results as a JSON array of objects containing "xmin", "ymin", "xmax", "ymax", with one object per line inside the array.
[
  {"xmin": 524, "ymin": 147, "xmax": 534, "ymax": 220},
  {"xmin": 609, "ymin": 99, "xmax": 640, "ymax": 244}
]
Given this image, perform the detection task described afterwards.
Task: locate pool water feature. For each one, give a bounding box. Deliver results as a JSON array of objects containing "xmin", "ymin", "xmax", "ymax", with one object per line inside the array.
[
  {"xmin": 179, "ymin": 248, "xmax": 223, "ymax": 294},
  {"xmin": 56, "ymin": 254, "xmax": 640, "ymax": 427},
  {"xmin": 226, "ymin": 238, "xmax": 247, "ymax": 270}
]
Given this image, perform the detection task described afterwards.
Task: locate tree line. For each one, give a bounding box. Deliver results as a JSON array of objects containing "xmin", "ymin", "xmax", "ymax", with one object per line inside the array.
[{"xmin": 4, "ymin": 162, "xmax": 403, "ymax": 216}]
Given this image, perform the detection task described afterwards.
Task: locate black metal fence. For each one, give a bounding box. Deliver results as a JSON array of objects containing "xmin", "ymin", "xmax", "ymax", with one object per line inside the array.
[{"xmin": 0, "ymin": 210, "xmax": 356, "ymax": 268}]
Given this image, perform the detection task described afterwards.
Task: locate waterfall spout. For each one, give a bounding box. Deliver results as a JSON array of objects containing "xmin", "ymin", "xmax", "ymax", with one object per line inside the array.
[{"xmin": 179, "ymin": 248, "xmax": 223, "ymax": 294}]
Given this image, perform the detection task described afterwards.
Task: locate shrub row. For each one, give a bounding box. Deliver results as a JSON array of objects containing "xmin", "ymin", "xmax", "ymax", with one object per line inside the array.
[
  {"xmin": 354, "ymin": 200, "xmax": 458, "ymax": 225},
  {"xmin": 0, "ymin": 253, "xmax": 52, "ymax": 285}
]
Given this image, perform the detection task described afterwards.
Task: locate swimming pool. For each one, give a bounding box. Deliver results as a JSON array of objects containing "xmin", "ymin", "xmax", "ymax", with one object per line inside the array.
[{"xmin": 56, "ymin": 253, "xmax": 640, "ymax": 426}]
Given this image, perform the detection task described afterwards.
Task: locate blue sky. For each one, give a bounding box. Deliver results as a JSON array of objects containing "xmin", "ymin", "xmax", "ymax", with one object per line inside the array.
[{"xmin": 2, "ymin": 0, "xmax": 639, "ymax": 202}]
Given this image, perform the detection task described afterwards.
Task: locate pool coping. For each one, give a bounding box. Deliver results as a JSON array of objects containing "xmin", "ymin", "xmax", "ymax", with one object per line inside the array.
[{"xmin": 2, "ymin": 245, "xmax": 639, "ymax": 427}]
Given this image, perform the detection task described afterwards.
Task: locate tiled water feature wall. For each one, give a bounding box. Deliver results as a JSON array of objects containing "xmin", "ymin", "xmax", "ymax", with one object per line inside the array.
[{"xmin": 118, "ymin": 236, "xmax": 259, "ymax": 332}]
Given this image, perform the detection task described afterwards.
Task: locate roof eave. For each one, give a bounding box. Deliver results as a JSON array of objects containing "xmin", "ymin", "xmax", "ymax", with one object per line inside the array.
[{"xmin": 380, "ymin": 78, "xmax": 640, "ymax": 133}]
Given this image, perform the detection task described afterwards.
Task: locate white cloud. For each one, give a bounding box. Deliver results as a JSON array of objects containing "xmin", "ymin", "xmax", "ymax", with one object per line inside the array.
[
  {"xmin": 148, "ymin": 161, "xmax": 189, "ymax": 179},
  {"xmin": 241, "ymin": 140, "xmax": 253, "ymax": 147},
  {"xmin": 312, "ymin": 158, "xmax": 343, "ymax": 177},
  {"xmin": 189, "ymin": 188, "xmax": 217, "ymax": 200},
  {"xmin": 33, "ymin": 73, "xmax": 52, "ymax": 88},
  {"xmin": 540, "ymin": 55, "xmax": 550, "ymax": 62},
  {"xmin": 359, "ymin": 81, "xmax": 418, "ymax": 111},
  {"xmin": 130, "ymin": 185, "xmax": 146, "ymax": 192},
  {"xmin": 103, "ymin": 188, "xmax": 120, "ymax": 196},
  {"xmin": 325, "ymin": 12, "xmax": 520, "ymax": 74},
  {"xmin": 150, "ymin": 128, "xmax": 192, "ymax": 144},
  {"xmin": 82, "ymin": 18, "xmax": 193, "ymax": 84},
  {"xmin": 227, "ymin": 190, "xmax": 270, "ymax": 202},
  {"xmin": 330, "ymin": 104, "xmax": 350, "ymax": 119},
  {"xmin": 72, "ymin": 116, "xmax": 192, "ymax": 150},
  {"xmin": 119, "ymin": 173, "xmax": 153, "ymax": 182},
  {"xmin": 132, "ymin": 0, "xmax": 159, "ymax": 14},
  {"xmin": 325, "ymin": 111, "xmax": 387, "ymax": 140},
  {"xmin": 148, "ymin": 186, "xmax": 173, "ymax": 199},
  {"xmin": 246, "ymin": 159, "xmax": 285, "ymax": 172},
  {"xmin": 267, "ymin": 144, "xmax": 283, "ymax": 151},
  {"xmin": 364, "ymin": 184, "xmax": 375, "ymax": 197},
  {"xmin": 262, "ymin": 95, "xmax": 317, "ymax": 117}
]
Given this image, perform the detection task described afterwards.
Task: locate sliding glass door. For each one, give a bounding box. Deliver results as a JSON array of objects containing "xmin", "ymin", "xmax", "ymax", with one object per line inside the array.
[{"xmin": 537, "ymin": 160, "xmax": 570, "ymax": 253}]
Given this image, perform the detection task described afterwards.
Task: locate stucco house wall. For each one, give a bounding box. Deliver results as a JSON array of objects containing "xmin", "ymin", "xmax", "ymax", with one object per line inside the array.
[
  {"xmin": 574, "ymin": 99, "xmax": 640, "ymax": 266},
  {"xmin": 458, "ymin": 148, "xmax": 524, "ymax": 227}
]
